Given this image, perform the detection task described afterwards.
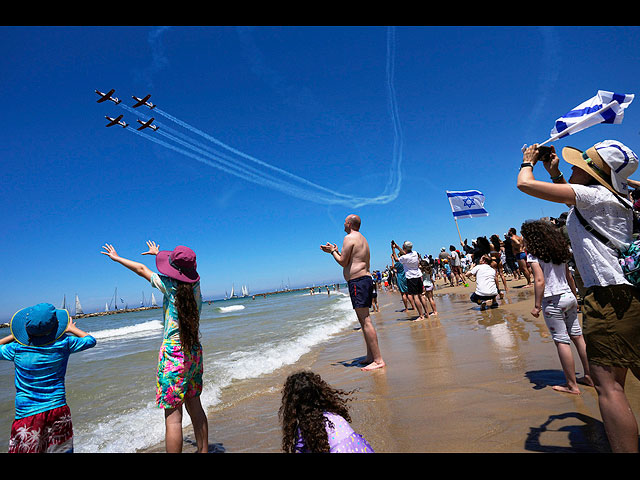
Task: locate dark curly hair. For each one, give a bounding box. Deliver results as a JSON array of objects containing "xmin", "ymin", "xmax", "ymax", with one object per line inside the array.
[
  {"xmin": 520, "ymin": 219, "xmax": 571, "ymax": 265},
  {"xmin": 279, "ymin": 371, "xmax": 356, "ymax": 453},
  {"xmin": 475, "ymin": 236, "xmax": 492, "ymax": 255}
]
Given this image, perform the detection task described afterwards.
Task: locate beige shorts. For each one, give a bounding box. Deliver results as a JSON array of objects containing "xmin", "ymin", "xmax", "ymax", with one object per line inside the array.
[{"xmin": 582, "ymin": 284, "xmax": 640, "ymax": 368}]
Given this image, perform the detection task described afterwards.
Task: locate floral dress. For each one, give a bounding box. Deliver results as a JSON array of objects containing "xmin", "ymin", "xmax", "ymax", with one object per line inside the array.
[{"xmin": 150, "ymin": 273, "xmax": 203, "ymax": 409}]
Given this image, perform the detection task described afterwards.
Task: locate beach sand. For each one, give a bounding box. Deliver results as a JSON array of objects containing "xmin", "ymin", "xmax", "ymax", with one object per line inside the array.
[{"xmin": 140, "ymin": 276, "xmax": 640, "ymax": 453}]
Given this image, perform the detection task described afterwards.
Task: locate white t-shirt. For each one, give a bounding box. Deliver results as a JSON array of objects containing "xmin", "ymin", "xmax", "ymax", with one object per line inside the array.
[
  {"xmin": 398, "ymin": 251, "xmax": 421, "ymax": 279},
  {"xmin": 526, "ymin": 253, "xmax": 571, "ymax": 297},
  {"xmin": 566, "ymin": 184, "xmax": 632, "ymax": 288},
  {"xmin": 449, "ymin": 250, "xmax": 460, "ymax": 266},
  {"xmin": 468, "ymin": 264, "xmax": 498, "ymax": 296}
]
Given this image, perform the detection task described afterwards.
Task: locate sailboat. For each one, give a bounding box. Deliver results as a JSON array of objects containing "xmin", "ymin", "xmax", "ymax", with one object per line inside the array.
[
  {"xmin": 151, "ymin": 292, "xmax": 158, "ymax": 308},
  {"xmin": 75, "ymin": 294, "xmax": 84, "ymax": 316},
  {"xmin": 230, "ymin": 284, "xmax": 236, "ymax": 298},
  {"xmin": 60, "ymin": 294, "xmax": 67, "ymax": 310},
  {"xmin": 105, "ymin": 302, "xmax": 109, "ymax": 312},
  {"xmin": 241, "ymin": 285, "xmax": 249, "ymax": 297}
]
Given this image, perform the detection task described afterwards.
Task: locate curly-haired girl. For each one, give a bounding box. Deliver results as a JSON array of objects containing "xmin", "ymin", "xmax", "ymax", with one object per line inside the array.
[
  {"xmin": 279, "ymin": 371, "xmax": 374, "ymax": 453},
  {"xmin": 520, "ymin": 220, "xmax": 592, "ymax": 395}
]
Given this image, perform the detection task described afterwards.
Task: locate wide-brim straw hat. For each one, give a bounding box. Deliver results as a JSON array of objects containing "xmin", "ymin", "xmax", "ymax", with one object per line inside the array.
[
  {"xmin": 562, "ymin": 140, "xmax": 638, "ymax": 196},
  {"xmin": 11, "ymin": 303, "xmax": 69, "ymax": 347}
]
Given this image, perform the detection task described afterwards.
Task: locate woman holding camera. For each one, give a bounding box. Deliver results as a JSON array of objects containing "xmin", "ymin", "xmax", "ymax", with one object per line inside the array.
[{"xmin": 517, "ymin": 140, "xmax": 640, "ymax": 453}]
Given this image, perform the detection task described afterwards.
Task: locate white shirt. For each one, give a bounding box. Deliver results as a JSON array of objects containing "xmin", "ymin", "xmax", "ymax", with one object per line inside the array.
[
  {"xmin": 398, "ymin": 251, "xmax": 422, "ymax": 279},
  {"xmin": 468, "ymin": 264, "xmax": 498, "ymax": 296},
  {"xmin": 566, "ymin": 184, "xmax": 632, "ymax": 288},
  {"xmin": 527, "ymin": 253, "xmax": 571, "ymax": 297}
]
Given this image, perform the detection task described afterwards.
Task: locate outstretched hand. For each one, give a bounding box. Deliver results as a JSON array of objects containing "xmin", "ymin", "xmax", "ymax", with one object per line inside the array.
[
  {"xmin": 101, "ymin": 243, "xmax": 119, "ymax": 260},
  {"xmin": 142, "ymin": 240, "xmax": 160, "ymax": 256}
]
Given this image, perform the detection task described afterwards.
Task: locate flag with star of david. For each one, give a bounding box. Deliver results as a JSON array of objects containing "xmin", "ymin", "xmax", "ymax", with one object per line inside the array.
[{"xmin": 446, "ymin": 190, "xmax": 489, "ymax": 219}]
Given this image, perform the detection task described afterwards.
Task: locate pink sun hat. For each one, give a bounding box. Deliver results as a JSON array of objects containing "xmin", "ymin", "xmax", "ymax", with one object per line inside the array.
[{"xmin": 156, "ymin": 245, "xmax": 200, "ymax": 283}]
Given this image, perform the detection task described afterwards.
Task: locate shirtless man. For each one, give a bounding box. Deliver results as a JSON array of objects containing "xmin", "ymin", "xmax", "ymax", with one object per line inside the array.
[
  {"xmin": 320, "ymin": 214, "xmax": 385, "ymax": 371},
  {"xmin": 508, "ymin": 227, "xmax": 532, "ymax": 286}
]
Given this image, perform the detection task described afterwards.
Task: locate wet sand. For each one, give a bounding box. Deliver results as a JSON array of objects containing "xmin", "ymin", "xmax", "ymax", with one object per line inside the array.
[{"xmin": 141, "ymin": 276, "xmax": 640, "ymax": 453}]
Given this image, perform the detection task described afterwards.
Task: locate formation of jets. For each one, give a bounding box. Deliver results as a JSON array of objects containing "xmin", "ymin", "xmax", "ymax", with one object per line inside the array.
[{"xmin": 96, "ymin": 88, "xmax": 158, "ymax": 132}]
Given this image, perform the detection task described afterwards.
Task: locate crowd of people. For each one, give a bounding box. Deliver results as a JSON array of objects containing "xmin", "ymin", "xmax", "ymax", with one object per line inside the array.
[{"xmin": 2, "ymin": 138, "xmax": 640, "ymax": 454}]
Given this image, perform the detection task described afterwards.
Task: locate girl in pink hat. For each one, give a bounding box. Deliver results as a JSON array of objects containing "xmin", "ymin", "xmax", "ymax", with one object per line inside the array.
[{"xmin": 102, "ymin": 241, "xmax": 208, "ymax": 453}]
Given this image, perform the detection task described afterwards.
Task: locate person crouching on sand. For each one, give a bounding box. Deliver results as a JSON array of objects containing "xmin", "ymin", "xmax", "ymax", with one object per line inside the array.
[
  {"xmin": 465, "ymin": 255, "xmax": 500, "ymax": 309},
  {"xmin": 520, "ymin": 219, "xmax": 593, "ymax": 395},
  {"xmin": 101, "ymin": 241, "xmax": 209, "ymax": 453}
]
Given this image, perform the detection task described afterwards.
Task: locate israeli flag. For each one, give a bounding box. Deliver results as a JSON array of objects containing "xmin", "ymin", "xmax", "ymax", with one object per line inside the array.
[
  {"xmin": 550, "ymin": 90, "xmax": 634, "ymax": 139},
  {"xmin": 446, "ymin": 190, "xmax": 489, "ymax": 219}
]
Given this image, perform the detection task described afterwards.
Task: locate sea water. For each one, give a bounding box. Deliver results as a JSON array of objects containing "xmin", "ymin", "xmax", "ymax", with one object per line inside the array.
[{"xmin": 0, "ymin": 288, "xmax": 354, "ymax": 453}]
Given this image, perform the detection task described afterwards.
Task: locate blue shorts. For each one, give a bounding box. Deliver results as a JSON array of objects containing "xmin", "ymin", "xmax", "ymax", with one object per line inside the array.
[
  {"xmin": 348, "ymin": 276, "xmax": 373, "ymax": 309},
  {"xmin": 516, "ymin": 252, "xmax": 527, "ymax": 261}
]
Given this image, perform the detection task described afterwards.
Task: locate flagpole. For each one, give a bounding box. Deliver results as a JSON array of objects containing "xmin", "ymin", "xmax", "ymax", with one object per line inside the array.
[
  {"xmin": 536, "ymin": 100, "xmax": 620, "ymax": 147},
  {"xmin": 454, "ymin": 216, "xmax": 463, "ymax": 244},
  {"xmin": 447, "ymin": 192, "xmax": 464, "ymax": 244}
]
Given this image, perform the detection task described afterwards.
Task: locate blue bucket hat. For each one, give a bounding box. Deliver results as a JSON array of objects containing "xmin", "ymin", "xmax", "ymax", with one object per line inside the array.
[{"xmin": 10, "ymin": 303, "xmax": 70, "ymax": 346}]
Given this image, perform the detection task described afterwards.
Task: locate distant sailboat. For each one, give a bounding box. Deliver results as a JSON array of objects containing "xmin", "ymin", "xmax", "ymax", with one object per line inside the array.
[
  {"xmin": 75, "ymin": 294, "xmax": 84, "ymax": 316},
  {"xmin": 241, "ymin": 285, "xmax": 249, "ymax": 297},
  {"xmin": 60, "ymin": 294, "xmax": 67, "ymax": 310},
  {"xmin": 230, "ymin": 284, "xmax": 236, "ymax": 298},
  {"xmin": 151, "ymin": 292, "xmax": 158, "ymax": 307}
]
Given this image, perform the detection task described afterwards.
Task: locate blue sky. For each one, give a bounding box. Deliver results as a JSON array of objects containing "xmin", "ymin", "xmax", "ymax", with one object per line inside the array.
[{"xmin": 2, "ymin": 25, "xmax": 640, "ymax": 319}]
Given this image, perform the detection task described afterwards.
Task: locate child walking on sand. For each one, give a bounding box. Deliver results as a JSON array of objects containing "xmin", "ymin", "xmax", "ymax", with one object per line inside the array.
[
  {"xmin": 101, "ymin": 241, "xmax": 209, "ymax": 453},
  {"xmin": 279, "ymin": 371, "xmax": 374, "ymax": 453},
  {"xmin": 0, "ymin": 303, "xmax": 96, "ymax": 453},
  {"xmin": 420, "ymin": 260, "xmax": 438, "ymax": 315},
  {"xmin": 521, "ymin": 220, "xmax": 593, "ymax": 395}
]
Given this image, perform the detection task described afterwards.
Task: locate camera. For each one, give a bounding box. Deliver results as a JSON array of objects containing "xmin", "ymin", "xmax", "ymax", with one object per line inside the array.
[{"xmin": 538, "ymin": 146, "xmax": 552, "ymax": 162}]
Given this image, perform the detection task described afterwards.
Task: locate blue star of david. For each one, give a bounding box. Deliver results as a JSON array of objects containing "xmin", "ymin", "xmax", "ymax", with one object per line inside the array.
[{"xmin": 462, "ymin": 197, "xmax": 476, "ymax": 208}]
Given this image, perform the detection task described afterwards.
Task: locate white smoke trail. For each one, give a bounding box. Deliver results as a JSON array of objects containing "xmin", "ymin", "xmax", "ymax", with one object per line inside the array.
[{"xmin": 121, "ymin": 27, "xmax": 403, "ymax": 207}]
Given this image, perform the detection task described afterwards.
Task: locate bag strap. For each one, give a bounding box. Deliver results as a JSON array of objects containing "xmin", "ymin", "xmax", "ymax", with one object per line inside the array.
[{"xmin": 573, "ymin": 207, "xmax": 621, "ymax": 251}]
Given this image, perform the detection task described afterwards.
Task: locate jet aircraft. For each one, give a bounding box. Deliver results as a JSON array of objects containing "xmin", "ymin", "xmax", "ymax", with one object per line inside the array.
[
  {"xmin": 132, "ymin": 94, "xmax": 156, "ymax": 109},
  {"xmin": 95, "ymin": 89, "xmax": 121, "ymax": 105},
  {"xmin": 136, "ymin": 118, "xmax": 159, "ymax": 131},
  {"xmin": 105, "ymin": 115, "xmax": 128, "ymax": 128}
]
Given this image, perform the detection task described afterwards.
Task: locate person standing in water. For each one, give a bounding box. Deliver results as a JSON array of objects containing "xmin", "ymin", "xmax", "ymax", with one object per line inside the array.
[
  {"xmin": 321, "ymin": 214, "xmax": 385, "ymax": 371},
  {"xmin": 101, "ymin": 241, "xmax": 209, "ymax": 453}
]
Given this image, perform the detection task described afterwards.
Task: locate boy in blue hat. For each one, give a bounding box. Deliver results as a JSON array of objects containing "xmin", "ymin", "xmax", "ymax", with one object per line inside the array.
[{"xmin": 0, "ymin": 303, "xmax": 96, "ymax": 453}]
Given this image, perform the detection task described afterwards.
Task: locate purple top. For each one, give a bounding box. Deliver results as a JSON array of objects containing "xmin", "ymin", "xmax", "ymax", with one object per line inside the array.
[{"xmin": 295, "ymin": 412, "xmax": 374, "ymax": 453}]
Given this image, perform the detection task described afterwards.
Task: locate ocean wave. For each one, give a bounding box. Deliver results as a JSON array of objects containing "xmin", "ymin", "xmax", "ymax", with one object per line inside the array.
[
  {"xmin": 216, "ymin": 305, "xmax": 246, "ymax": 313},
  {"xmin": 88, "ymin": 320, "xmax": 163, "ymax": 341}
]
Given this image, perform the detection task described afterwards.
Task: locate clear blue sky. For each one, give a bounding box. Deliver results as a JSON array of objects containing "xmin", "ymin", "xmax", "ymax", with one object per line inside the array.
[{"xmin": 2, "ymin": 26, "xmax": 640, "ymax": 319}]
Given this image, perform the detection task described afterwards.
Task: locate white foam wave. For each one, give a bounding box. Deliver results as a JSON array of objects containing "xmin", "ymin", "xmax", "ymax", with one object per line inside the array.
[
  {"xmin": 88, "ymin": 320, "xmax": 163, "ymax": 341},
  {"xmin": 217, "ymin": 305, "xmax": 245, "ymax": 313}
]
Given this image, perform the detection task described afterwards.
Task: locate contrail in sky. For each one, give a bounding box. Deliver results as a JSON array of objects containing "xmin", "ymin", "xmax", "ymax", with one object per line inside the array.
[{"xmin": 119, "ymin": 27, "xmax": 403, "ymax": 208}]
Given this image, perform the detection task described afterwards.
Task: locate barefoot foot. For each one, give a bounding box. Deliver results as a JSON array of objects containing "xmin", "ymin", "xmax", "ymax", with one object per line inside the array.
[
  {"xmin": 361, "ymin": 360, "xmax": 386, "ymax": 371},
  {"xmin": 552, "ymin": 384, "xmax": 581, "ymax": 395}
]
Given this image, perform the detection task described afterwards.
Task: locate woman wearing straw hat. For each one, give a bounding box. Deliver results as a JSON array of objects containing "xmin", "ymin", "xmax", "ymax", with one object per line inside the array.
[
  {"xmin": 0, "ymin": 303, "xmax": 96, "ymax": 452},
  {"xmin": 101, "ymin": 241, "xmax": 209, "ymax": 453},
  {"xmin": 517, "ymin": 140, "xmax": 640, "ymax": 452}
]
